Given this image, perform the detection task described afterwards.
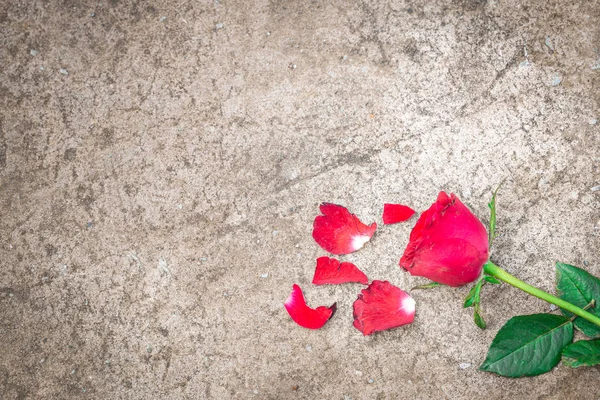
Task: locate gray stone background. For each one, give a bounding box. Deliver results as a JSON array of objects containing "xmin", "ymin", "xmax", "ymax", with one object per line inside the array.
[{"xmin": 1, "ymin": 0, "xmax": 599, "ymax": 398}]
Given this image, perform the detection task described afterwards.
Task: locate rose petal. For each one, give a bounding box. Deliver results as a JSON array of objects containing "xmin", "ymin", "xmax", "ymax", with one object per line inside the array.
[
  {"xmin": 285, "ymin": 284, "xmax": 336, "ymax": 329},
  {"xmin": 312, "ymin": 203, "xmax": 377, "ymax": 255},
  {"xmin": 382, "ymin": 203, "xmax": 416, "ymax": 225},
  {"xmin": 353, "ymin": 280, "xmax": 415, "ymax": 336},
  {"xmin": 409, "ymin": 237, "xmax": 483, "ymax": 287},
  {"xmin": 312, "ymin": 256, "xmax": 369, "ymax": 285}
]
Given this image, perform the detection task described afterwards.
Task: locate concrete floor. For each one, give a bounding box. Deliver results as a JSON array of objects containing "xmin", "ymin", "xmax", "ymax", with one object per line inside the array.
[{"xmin": 1, "ymin": 0, "xmax": 599, "ymax": 398}]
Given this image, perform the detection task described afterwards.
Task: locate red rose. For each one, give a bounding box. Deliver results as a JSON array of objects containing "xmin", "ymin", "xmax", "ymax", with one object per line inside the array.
[{"xmin": 400, "ymin": 192, "xmax": 489, "ymax": 287}]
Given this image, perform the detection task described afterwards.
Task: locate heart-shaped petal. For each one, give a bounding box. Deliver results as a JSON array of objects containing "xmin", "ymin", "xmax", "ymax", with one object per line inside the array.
[
  {"xmin": 353, "ymin": 280, "xmax": 415, "ymax": 335},
  {"xmin": 312, "ymin": 203, "xmax": 377, "ymax": 255}
]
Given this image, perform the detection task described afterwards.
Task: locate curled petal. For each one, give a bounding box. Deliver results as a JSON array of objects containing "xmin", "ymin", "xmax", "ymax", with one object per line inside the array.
[
  {"xmin": 353, "ymin": 280, "xmax": 415, "ymax": 336},
  {"xmin": 285, "ymin": 284, "xmax": 336, "ymax": 329},
  {"xmin": 312, "ymin": 203, "xmax": 377, "ymax": 255},
  {"xmin": 312, "ymin": 256, "xmax": 369, "ymax": 285},
  {"xmin": 382, "ymin": 203, "xmax": 416, "ymax": 225}
]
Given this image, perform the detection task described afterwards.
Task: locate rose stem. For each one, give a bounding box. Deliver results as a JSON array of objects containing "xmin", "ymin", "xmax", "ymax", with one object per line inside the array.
[{"xmin": 484, "ymin": 261, "xmax": 600, "ymax": 328}]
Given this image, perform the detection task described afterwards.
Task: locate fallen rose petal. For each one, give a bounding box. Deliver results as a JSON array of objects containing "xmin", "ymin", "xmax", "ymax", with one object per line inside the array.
[
  {"xmin": 353, "ymin": 280, "xmax": 415, "ymax": 336},
  {"xmin": 312, "ymin": 256, "xmax": 369, "ymax": 285},
  {"xmin": 285, "ymin": 284, "xmax": 336, "ymax": 329},
  {"xmin": 382, "ymin": 203, "xmax": 416, "ymax": 224},
  {"xmin": 312, "ymin": 203, "xmax": 377, "ymax": 255}
]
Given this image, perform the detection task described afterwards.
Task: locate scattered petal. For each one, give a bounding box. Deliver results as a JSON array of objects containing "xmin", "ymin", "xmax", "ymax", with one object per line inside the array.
[
  {"xmin": 382, "ymin": 203, "xmax": 416, "ymax": 224},
  {"xmin": 312, "ymin": 203, "xmax": 377, "ymax": 255},
  {"xmin": 312, "ymin": 256, "xmax": 368, "ymax": 285},
  {"xmin": 285, "ymin": 284, "xmax": 336, "ymax": 329},
  {"xmin": 353, "ymin": 280, "xmax": 415, "ymax": 335}
]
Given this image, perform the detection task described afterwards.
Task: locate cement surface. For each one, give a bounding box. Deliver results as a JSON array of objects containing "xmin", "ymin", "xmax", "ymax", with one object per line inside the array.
[{"xmin": 1, "ymin": 0, "xmax": 599, "ymax": 398}]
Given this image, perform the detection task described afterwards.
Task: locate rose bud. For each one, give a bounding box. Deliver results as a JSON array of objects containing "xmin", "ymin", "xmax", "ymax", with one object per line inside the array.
[{"xmin": 400, "ymin": 192, "xmax": 489, "ymax": 287}]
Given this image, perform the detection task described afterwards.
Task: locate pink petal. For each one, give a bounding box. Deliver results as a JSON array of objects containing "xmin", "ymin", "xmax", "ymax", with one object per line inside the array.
[
  {"xmin": 353, "ymin": 280, "xmax": 415, "ymax": 336},
  {"xmin": 312, "ymin": 256, "xmax": 369, "ymax": 285},
  {"xmin": 312, "ymin": 203, "xmax": 377, "ymax": 255},
  {"xmin": 382, "ymin": 203, "xmax": 416, "ymax": 225},
  {"xmin": 285, "ymin": 284, "xmax": 336, "ymax": 329}
]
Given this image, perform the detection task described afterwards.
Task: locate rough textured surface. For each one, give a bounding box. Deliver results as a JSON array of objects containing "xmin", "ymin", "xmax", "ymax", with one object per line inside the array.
[{"xmin": 1, "ymin": 0, "xmax": 599, "ymax": 398}]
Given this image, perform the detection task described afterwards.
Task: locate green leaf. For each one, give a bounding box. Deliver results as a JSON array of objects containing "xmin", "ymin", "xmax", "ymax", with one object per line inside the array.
[
  {"xmin": 487, "ymin": 182, "xmax": 503, "ymax": 248},
  {"xmin": 479, "ymin": 314, "xmax": 574, "ymax": 377},
  {"xmin": 463, "ymin": 278, "xmax": 484, "ymax": 308},
  {"xmin": 463, "ymin": 285, "xmax": 478, "ymax": 308},
  {"xmin": 463, "ymin": 279, "xmax": 487, "ymax": 329},
  {"xmin": 484, "ymin": 275, "xmax": 502, "ymax": 285},
  {"xmin": 562, "ymin": 339, "xmax": 600, "ymax": 368},
  {"xmin": 556, "ymin": 262, "xmax": 600, "ymax": 338},
  {"xmin": 474, "ymin": 307, "xmax": 486, "ymax": 329},
  {"xmin": 411, "ymin": 282, "xmax": 443, "ymax": 291}
]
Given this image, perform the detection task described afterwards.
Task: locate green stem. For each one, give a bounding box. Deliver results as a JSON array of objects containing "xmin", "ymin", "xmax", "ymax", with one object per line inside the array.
[{"xmin": 484, "ymin": 261, "xmax": 600, "ymax": 328}]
